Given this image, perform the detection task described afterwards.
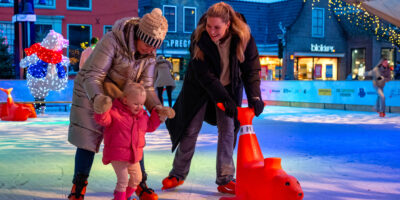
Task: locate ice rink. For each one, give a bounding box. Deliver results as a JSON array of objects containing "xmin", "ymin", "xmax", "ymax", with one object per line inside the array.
[{"xmin": 0, "ymin": 105, "xmax": 399, "ymax": 200}]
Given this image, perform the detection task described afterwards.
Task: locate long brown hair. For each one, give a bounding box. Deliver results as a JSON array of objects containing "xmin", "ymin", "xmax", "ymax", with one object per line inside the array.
[{"xmin": 193, "ymin": 2, "xmax": 250, "ymax": 63}]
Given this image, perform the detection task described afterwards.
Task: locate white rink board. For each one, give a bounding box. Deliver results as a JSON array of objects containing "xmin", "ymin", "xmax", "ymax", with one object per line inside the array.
[{"xmin": 258, "ymin": 81, "xmax": 400, "ymax": 106}]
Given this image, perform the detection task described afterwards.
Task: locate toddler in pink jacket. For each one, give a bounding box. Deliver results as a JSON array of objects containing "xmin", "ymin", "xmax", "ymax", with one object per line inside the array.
[{"xmin": 94, "ymin": 82, "xmax": 168, "ymax": 200}]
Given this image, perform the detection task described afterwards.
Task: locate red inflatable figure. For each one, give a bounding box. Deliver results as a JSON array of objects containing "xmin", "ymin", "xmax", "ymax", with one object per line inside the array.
[
  {"xmin": 217, "ymin": 103, "xmax": 303, "ymax": 200},
  {"xmin": 0, "ymin": 88, "xmax": 36, "ymax": 121}
]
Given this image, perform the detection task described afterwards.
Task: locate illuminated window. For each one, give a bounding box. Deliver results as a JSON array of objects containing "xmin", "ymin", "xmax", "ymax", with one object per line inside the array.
[
  {"xmin": 351, "ymin": 48, "xmax": 366, "ymax": 80},
  {"xmin": 381, "ymin": 48, "xmax": 395, "ymax": 67},
  {"xmin": 295, "ymin": 57, "xmax": 337, "ymax": 80},
  {"xmin": 68, "ymin": 24, "xmax": 91, "ymax": 73}
]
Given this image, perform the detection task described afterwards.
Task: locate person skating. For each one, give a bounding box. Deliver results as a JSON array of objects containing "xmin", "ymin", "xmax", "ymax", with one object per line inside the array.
[
  {"xmin": 67, "ymin": 8, "xmax": 168, "ymax": 200},
  {"xmin": 365, "ymin": 58, "xmax": 392, "ymax": 117},
  {"xmin": 162, "ymin": 2, "xmax": 264, "ymax": 195}
]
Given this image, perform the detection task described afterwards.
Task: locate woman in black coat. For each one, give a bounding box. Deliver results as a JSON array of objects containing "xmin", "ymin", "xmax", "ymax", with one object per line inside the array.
[{"xmin": 163, "ymin": 2, "xmax": 264, "ymax": 195}]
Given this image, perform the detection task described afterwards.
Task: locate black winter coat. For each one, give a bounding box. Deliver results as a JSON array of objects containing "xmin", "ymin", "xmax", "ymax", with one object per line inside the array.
[{"xmin": 166, "ymin": 31, "xmax": 261, "ymax": 152}]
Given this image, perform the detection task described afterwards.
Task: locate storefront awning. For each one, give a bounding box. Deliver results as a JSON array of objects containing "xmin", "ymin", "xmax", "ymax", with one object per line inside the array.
[
  {"xmin": 343, "ymin": 0, "xmax": 400, "ymax": 27},
  {"xmin": 294, "ymin": 52, "xmax": 345, "ymax": 58}
]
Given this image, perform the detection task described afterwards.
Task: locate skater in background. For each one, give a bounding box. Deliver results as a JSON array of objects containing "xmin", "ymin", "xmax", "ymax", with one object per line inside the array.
[
  {"xmin": 94, "ymin": 83, "xmax": 172, "ymax": 200},
  {"xmin": 67, "ymin": 8, "xmax": 169, "ymax": 200},
  {"xmin": 365, "ymin": 57, "xmax": 392, "ymax": 117},
  {"xmin": 154, "ymin": 55, "xmax": 176, "ymax": 107},
  {"xmin": 79, "ymin": 37, "xmax": 99, "ymax": 70},
  {"xmin": 163, "ymin": 2, "xmax": 264, "ymax": 195}
]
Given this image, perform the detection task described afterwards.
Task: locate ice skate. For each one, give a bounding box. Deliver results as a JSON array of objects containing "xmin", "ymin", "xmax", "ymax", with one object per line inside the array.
[{"xmin": 161, "ymin": 175, "xmax": 184, "ymax": 190}]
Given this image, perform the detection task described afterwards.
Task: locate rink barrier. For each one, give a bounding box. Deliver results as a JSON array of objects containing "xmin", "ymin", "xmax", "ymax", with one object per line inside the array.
[
  {"xmin": 264, "ymin": 100, "xmax": 400, "ymax": 113},
  {"xmin": 10, "ymin": 101, "xmax": 72, "ymax": 112}
]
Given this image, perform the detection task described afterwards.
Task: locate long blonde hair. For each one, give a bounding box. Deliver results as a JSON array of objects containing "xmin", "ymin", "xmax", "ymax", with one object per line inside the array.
[{"xmin": 193, "ymin": 2, "xmax": 250, "ymax": 63}]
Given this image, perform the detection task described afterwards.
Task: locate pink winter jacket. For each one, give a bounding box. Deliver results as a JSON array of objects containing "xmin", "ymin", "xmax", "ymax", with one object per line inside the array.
[{"xmin": 94, "ymin": 99, "xmax": 161, "ymax": 165}]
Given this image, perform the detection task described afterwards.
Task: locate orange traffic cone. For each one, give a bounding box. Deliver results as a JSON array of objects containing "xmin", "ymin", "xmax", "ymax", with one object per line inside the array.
[{"xmin": 217, "ymin": 103, "xmax": 303, "ymax": 200}]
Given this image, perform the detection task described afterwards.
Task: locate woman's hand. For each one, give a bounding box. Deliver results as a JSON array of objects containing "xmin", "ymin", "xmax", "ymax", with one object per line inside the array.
[
  {"xmin": 223, "ymin": 97, "xmax": 237, "ymax": 118},
  {"xmin": 249, "ymin": 98, "xmax": 264, "ymax": 117}
]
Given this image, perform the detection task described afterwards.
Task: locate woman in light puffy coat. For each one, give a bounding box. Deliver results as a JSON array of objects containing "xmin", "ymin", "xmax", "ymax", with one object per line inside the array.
[
  {"xmin": 67, "ymin": 8, "xmax": 168, "ymax": 200},
  {"xmin": 154, "ymin": 55, "xmax": 176, "ymax": 107}
]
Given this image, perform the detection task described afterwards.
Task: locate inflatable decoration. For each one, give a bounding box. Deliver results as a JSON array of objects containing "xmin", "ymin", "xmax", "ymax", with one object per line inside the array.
[
  {"xmin": 217, "ymin": 103, "xmax": 303, "ymax": 200},
  {"xmin": 20, "ymin": 30, "xmax": 69, "ymax": 112},
  {"xmin": 0, "ymin": 88, "xmax": 36, "ymax": 121}
]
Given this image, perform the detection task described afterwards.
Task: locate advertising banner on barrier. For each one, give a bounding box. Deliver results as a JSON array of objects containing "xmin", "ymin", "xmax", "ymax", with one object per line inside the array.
[{"xmin": 259, "ymin": 81, "xmax": 400, "ymax": 106}]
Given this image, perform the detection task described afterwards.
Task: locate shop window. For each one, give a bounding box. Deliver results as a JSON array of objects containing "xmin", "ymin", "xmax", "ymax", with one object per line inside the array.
[
  {"xmin": 259, "ymin": 56, "xmax": 280, "ymax": 80},
  {"xmin": 312, "ymin": 7, "xmax": 324, "ymax": 38},
  {"xmin": 351, "ymin": 48, "xmax": 366, "ymax": 80},
  {"xmin": 0, "ymin": 22, "xmax": 14, "ymax": 54},
  {"xmin": 295, "ymin": 57, "xmax": 337, "ymax": 80},
  {"xmin": 184, "ymin": 7, "xmax": 196, "ymax": 33},
  {"xmin": 104, "ymin": 25, "xmax": 112, "ymax": 34},
  {"xmin": 381, "ymin": 48, "xmax": 395, "ymax": 67},
  {"xmin": 166, "ymin": 57, "xmax": 181, "ymax": 80},
  {"xmin": 67, "ymin": 0, "xmax": 91, "ymax": 11},
  {"xmin": 35, "ymin": 24, "xmax": 52, "ymax": 43},
  {"xmin": 163, "ymin": 5, "xmax": 177, "ymax": 33},
  {"xmin": 381, "ymin": 48, "xmax": 396, "ymax": 79},
  {"xmin": 68, "ymin": 24, "xmax": 91, "ymax": 73}
]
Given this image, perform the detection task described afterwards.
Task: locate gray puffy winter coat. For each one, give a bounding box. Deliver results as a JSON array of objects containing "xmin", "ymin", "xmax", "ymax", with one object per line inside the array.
[
  {"xmin": 68, "ymin": 17, "xmax": 161, "ymax": 153},
  {"xmin": 154, "ymin": 58, "xmax": 176, "ymax": 88}
]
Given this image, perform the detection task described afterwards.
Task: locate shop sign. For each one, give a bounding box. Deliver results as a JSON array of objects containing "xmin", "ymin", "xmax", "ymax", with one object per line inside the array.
[
  {"xmin": 12, "ymin": 14, "xmax": 36, "ymax": 22},
  {"xmin": 311, "ymin": 43, "xmax": 334, "ymax": 52},
  {"xmin": 164, "ymin": 39, "xmax": 191, "ymax": 48},
  {"xmin": 336, "ymin": 89, "xmax": 355, "ymax": 97},
  {"xmin": 318, "ymin": 89, "xmax": 332, "ymax": 96}
]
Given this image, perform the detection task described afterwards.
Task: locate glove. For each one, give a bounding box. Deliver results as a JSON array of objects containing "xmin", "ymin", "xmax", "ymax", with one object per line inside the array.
[
  {"xmin": 249, "ymin": 98, "xmax": 264, "ymax": 117},
  {"xmin": 93, "ymin": 94, "xmax": 112, "ymax": 114},
  {"xmin": 223, "ymin": 97, "xmax": 237, "ymax": 118}
]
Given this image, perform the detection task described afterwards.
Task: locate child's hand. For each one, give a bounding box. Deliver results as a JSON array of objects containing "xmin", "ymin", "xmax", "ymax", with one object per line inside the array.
[
  {"xmin": 93, "ymin": 94, "xmax": 112, "ymax": 114},
  {"xmin": 155, "ymin": 105, "xmax": 175, "ymax": 122}
]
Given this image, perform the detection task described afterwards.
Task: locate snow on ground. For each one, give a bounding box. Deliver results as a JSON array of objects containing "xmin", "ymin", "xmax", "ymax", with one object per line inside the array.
[{"xmin": 0, "ymin": 106, "xmax": 399, "ymax": 200}]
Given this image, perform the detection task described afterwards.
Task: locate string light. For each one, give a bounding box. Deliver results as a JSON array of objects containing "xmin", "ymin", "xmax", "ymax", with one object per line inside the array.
[
  {"xmin": 20, "ymin": 30, "xmax": 70, "ymax": 101},
  {"xmin": 305, "ymin": 0, "xmax": 400, "ymax": 48}
]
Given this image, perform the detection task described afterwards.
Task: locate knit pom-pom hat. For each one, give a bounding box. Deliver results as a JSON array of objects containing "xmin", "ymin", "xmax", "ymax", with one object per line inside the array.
[{"xmin": 136, "ymin": 8, "xmax": 168, "ymax": 48}]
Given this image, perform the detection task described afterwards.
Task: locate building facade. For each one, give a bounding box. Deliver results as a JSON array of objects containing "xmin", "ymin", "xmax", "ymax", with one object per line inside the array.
[
  {"xmin": 0, "ymin": 0, "xmax": 138, "ymax": 77},
  {"xmin": 139, "ymin": 0, "xmax": 209, "ymax": 80}
]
